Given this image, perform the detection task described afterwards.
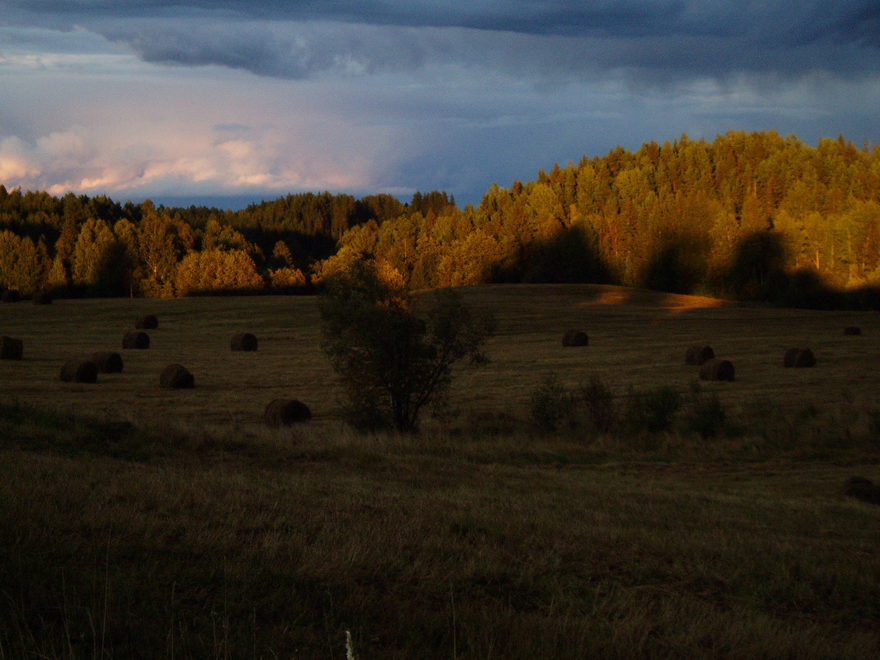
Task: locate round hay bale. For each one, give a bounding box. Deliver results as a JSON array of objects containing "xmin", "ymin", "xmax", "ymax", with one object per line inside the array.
[
  {"xmin": 1, "ymin": 336, "xmax": 23, "ymax": 360},
  {"xmin": 699, "ymin": 358, "xmax": 735, "ymax": 382},
  {"xmin": 122, "ymin": 331, "xmax": 150, "ymax": 349},
  {"xmin": 32, "ymin": 291, "xmax": 53, "ymax": 305},
  {"xmin": 562, "ymin": 330, "xmax": 589, "ymax": 347},
  {"xmin": 783, "ymin": 348, "xmax": 815, "ymax": 368},
  {"xmin": 60, "ymin": 359, "xmax": 98, "ymax": 383},
  {"xmin": 843, "ymin": 476, "xmax": 880, "ymax": 505},
  {"xmin": 91, "ymin": 351, "xmax": 123, "ymax": 374},
  {"xmin": 231, "ymin": 332, "xmax": 258, "ymax": 351},
  {"xmin": 264, "ymin": 399, "xmax": 312, "ymax": 427},
  {"xmin": 685, "ymin": 344, "xmax": 715, "ymax": 365},
  {"xmin": 843, "ymin": 326, "xmax": 862, "ymax": 336},
  {"xmin": 160, "ymin": 363, "xmax": 194, "ymax": 389},
  {"xmin": 1, "ymin": 289, "xmax": 21, "ymax": 303},
  {"xmin": 135, "ymin": 315, "xmax": 159, "ymax": 330}
]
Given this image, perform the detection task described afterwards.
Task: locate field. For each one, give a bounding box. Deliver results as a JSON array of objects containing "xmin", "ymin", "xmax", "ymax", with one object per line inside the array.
[
  {"xmin": 1, "ymin": 284, "xmax": 879, "ymax": 658},
  {"xmin": 2, "ymin": 283, "xmax": 879, "ymax": 430}
]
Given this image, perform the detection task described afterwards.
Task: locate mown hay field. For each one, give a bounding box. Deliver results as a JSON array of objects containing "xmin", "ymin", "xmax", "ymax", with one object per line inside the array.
[
  {"xmin": 2, "ymin": 284, "xmax": 880, "ymax": 658},
  {"xmin": 1, "ymin": 283, "xmax": 878, "ymax": 432}
]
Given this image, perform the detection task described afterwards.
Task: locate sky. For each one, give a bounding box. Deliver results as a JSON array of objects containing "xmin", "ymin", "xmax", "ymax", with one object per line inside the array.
[{"xmin": 1, "ymin": 1, "xmax": 879, "ymax": 208}]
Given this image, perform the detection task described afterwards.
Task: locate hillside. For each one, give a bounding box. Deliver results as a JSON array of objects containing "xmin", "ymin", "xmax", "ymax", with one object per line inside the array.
[
  {"xmin": 321, "ymin": 132, "xmax": 880, "ymax": 304},
  {"xmin": 2, "ymin": 131, "xmax": 880, "ymax": 307}
]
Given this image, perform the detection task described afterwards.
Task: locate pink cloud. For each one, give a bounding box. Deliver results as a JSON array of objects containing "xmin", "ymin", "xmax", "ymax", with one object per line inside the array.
[{"xmin": 0, "ymin": 57, "xmax": 407, "ymax": 198}]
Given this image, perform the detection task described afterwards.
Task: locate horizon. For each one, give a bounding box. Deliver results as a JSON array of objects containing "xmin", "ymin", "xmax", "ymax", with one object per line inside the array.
[
  {"xmin": 2, "ymin": 2, "xmax": 879, "ymax": 206},
  {"xmin": 1, "ymin": 130, "xmax": 875, "ymax": 212}
]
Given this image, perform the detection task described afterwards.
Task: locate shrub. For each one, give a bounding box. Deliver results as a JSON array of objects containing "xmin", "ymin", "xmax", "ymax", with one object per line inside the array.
[
  {"xmin": 683, "ymin": 385, "xmax": 726, "ymax": 438},
  {"xmin": 530, "ymin": 375, "xmax": 574, "ymax": 432},
  {"xmin": 625, "ymin": 385, "xmax": 681, "ymax": 433},
  {"xmin": 869, "ymin": 410, "xmax": 880, "ymax": 437},
  {"xmin": 1, "ymin": 289, "xmax": 21, "ymax": 303},
  {"xmin": 579, "ymin": 376, "xmax": 617, "ymax": 433}
]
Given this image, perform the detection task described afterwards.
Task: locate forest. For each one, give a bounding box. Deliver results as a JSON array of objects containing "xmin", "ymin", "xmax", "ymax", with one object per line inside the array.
[{"xmin": 2, "ymin": 130, "xmax": 879, "ymax": 307}]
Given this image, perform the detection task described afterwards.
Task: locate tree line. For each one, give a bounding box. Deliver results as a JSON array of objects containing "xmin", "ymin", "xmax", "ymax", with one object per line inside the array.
[
  {"xmin": 319, "ymin": 131, "xmax": 880, "ymax": 307},
  {"xmin": 0, "ymin": 188, "xmax": 451, "ymax": 298},
  {"xmin": 2, "ymin": 131, "xmax": 879, "ymax": 306}
]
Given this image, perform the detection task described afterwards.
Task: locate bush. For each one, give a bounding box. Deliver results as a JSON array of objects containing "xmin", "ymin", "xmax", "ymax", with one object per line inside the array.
[
  {"xmin": 625, "ymin": 386, "xmax": 681, "ymax": 433},
  {"xmin": 580, "ymin": 377, "xmax": 617, "ymax": 433},
  {"xmin": 530, "ymin": 375, "xmax": 574, "ymax": 432},
  {"xmin": 682, "ymin": 384, "xmax": 726, "ymax": 438},
  {"xmin": 869, "ymin": 410, "xmax": 880, "ymax": 437}
]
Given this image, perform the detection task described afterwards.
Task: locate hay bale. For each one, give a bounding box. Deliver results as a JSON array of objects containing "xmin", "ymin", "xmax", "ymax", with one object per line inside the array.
[
  {"xmin": 231, "ymin": 332, "xmax": 258, "ymax": 351},
  {"xmin": 135, "ymin": 315, "xmax": 159, "ymax": 329},
  {"xmin": 264, "ymin": 399, "xmax": 312, "ymax": 427},
  {"xmin": 844, "ymin": 326, "xmax": 862, "ymax": 336},
  {"xmin": 32, "ymin": 291, "xmax": 53, "ymax": 305},
  {"xmin": 783, "ymin": 348, "xmax": 816, "ymax": 368},
  {"xmin": 685, "ymin": 344, "xmax": 715, "ymax": 365},
  {"xmin": 1, "ymin": 289, "xmax": 21, "ymax": 303},
  {"xmin": 562, "ymin": 330, "xmax": 589, "ymax": 347},
  {"xmin": 160, "ymin": 363, "xmax": 194, "ymax": 389},
  {"xmin": 91, "ymin": 351, "xmax": 123, "ymax": 374},
  {"xmin": 1, "ymin": 336, "xmax": 23, "ymax": 360},
  {"xmin": 59, "ymin": 359, "xmax": 98, "ymax": 383},
  {"xmin": 699, "ymin": 358, "xmax": 735, "ymax": 382},
  {"xmin": 122, "ymin": 331, "xmax": 150, "ymax": 349},
  {"xmin": 843, "ymin": 476, "xmax": 880, "ymax": 505}
]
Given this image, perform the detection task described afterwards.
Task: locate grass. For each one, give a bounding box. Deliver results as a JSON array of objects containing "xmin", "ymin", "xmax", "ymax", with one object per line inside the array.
[
  {"xmin": 1, "ymin": 283, "xmax": 879, "ymax": 430},
  {"xmin": 1, "ymin": 284, "xmax": 879, "ymax": 657}
]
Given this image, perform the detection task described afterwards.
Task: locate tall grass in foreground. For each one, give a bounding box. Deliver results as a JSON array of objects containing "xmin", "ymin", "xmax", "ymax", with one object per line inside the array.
[{"xmin": 1, "ymin": 401, "xmax": 879, "ymax": 658}]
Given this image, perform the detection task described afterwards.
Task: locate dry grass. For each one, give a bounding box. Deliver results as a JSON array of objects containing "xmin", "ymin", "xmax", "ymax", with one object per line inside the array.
[
  {"xmin": 0, "ymin": 404, "xmax": 878, "ymax": 658},
  {"xmin": 1, "ymin": 284, "xmax": 878, "ymax": 432},
  {"xmin": 1, "ymin": 283, "xmax": 880, "ymax": 657}
]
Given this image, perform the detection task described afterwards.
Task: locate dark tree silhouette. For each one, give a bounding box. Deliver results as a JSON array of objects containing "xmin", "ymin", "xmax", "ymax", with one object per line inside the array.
[{"xmin": 319, "ymin": 260, "xmax": 494, "ymax": 432}]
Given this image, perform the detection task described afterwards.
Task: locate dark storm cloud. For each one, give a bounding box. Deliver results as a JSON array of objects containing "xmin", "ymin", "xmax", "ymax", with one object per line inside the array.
[
  {"xmin": 4, "ymin": 0, "xmax": 880, "ymax": 204},
  {"xmin": 5, "ymin": 1, "xmax": 880, "ymax": 39},
  {"xmin": 95, "ymin": 20, "xmax": 434, "ymax": 79},
  {"xmin": 828, "ymin": 2, "xmax": 880, "ymax": 47},
  {"xmin": 5, "ymin": 1, "xmax": 880, "ymax": 79},
  {"xmin": 5, "ymin": 1, "xmax": 689, "ymax": 35}
]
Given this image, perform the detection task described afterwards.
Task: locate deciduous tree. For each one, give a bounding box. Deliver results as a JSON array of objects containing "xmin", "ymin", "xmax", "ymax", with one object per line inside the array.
[{"xmin": 320, "ymin": 260, "xmax": 495, "ymax": 432}]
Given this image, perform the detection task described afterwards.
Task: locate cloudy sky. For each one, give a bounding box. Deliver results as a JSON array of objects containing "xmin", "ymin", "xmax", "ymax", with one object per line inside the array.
[{"xmin": 2, "ymin": 1, "xmax": 879, "ymax": 207}]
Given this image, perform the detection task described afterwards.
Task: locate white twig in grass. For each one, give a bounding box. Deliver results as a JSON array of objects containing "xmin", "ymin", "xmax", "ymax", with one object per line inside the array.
[{"xmin": 345, "ymin": 629, "xmax": 357, "ymax": 660}]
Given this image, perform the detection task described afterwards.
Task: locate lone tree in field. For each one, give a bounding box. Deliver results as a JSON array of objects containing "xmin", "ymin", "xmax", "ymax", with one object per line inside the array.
[{"xmin": 319, "ymin": 260, "xmax": 494, "ymax": 433}]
